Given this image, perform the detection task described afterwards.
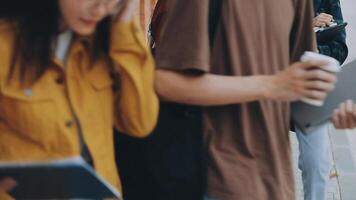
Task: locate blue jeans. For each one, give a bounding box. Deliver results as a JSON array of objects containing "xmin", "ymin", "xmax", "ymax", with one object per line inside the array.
[{"xmin": 296, "ymin": 124, "xmax": 331, "ymax": 200}]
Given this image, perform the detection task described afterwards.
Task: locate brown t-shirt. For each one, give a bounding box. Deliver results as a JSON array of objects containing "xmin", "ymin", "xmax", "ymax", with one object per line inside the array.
[{"xmin": 155, "ymin": 0, "xmax": 316, "ymax": 199}]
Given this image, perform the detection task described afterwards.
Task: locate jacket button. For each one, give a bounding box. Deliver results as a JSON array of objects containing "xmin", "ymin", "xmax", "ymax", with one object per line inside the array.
[{"xmin": 65, "ymin": 120, "xmax": 74, "ymax": 128}]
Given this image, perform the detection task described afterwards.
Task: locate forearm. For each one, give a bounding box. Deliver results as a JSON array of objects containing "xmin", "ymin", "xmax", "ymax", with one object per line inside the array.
[
  {"xmin": 110, "ymin": 19, "xmax": 159, "ymax": 137},
  {"xmin": 155, "ymin": 69, "xmax": 270, "ymax": 106}
]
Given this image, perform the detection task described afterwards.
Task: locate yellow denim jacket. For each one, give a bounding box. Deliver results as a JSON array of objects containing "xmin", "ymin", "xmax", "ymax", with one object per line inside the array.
[{"xmin": 0, "ymin": 19, "xmax": 158, "ymax": 198}]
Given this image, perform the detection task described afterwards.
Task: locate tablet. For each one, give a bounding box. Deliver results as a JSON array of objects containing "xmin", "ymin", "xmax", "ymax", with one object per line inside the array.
[
  {"xmin": 316, "ymin": 22, "xmax": 348, "ymax": 43},
  {"xmin": 291, "ymin": 59, "xmax": 356, "ymax": 134},
  {"xmin": 0, "ymin": 156, "xmax": 122, "ymax": 199}
]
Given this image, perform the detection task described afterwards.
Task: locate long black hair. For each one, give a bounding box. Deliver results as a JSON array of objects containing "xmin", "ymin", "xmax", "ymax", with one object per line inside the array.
[{"xmin": 1, "ymin": 0, "xmax": 111, "ymax": 84}]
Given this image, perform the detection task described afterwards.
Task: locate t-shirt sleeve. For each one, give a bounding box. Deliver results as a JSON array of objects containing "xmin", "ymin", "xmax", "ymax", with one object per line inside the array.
[
  {"xmin": 289, "ymin": 0, "xmax": 317, "ymax": 63},
  {"xmin": 155, "ymin": 0, "xmax": 211, "ymax": 73}
]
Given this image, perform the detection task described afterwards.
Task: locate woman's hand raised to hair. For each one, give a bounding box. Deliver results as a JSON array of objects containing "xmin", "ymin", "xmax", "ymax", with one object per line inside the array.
[{"xmin": 111, "ymin": 0, "xmax": 139, "ymax": 23}]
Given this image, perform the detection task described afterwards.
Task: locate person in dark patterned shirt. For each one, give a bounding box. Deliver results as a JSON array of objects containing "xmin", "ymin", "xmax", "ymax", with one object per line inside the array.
[
  {"xmin": 295, "ymin": 1, "xmax": 348, "ymax": 200},
  {"xmin": 314, "ymin": 0, "xmax": 348, "ymax": 63}
]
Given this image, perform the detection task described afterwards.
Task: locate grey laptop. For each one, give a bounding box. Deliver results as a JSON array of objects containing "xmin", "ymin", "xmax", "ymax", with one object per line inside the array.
[{"xmin": 292, "ymin": 59, "xmax": 356, "ymax": 134}]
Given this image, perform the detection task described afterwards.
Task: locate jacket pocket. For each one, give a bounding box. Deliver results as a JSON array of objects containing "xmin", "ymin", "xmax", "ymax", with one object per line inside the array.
[{"xmin": 0, "ymin": 84, "xmax": 57, "ymax": 149}]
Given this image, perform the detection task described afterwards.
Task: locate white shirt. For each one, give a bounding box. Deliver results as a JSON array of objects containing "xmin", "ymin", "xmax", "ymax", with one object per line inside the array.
[{"xmin": 55, "ymin": 30, "xmax": 73, "ymax": 65}]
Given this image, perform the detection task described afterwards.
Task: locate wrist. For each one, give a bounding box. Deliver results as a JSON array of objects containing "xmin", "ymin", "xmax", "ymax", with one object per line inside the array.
[{"xmin": 259, "ymin": 75, "xmax": 276, "ymax": 100}]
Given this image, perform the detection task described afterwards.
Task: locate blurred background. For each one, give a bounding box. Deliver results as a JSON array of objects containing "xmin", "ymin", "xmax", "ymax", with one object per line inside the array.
[{"xmin": 343, "ymin": 0, "xmax": 356, "ymax": 63}]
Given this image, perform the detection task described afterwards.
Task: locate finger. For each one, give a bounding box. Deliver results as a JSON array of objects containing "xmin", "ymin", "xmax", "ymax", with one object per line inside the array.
[
  {"xmin": 316, "ymin": 22, "xmax": 327, "ymax": 27},
  {"xmin": 122, "ymin": 0, "xmax": 139, "ymax": 21},
  {"xmin": 107, "ymin": 0, "xmax": 120, "ymax": 13},
  {"xmin": 296, "ymin": 60, "xmax": 329, "ymax": 69},
  {"xmin": 303, "ymin": 80, "xmax": 335, "ymax": 92},
  {"xmin": 320, "ymin": 13, "xmax": 334, "ymax": 19},
  {"xmin": 320, "ymin": 18, "xmax": 332, "ymax": 26},
  {"xmin": 301, "ymin": 89, "xmax": 327, "ymax": 101},
  {"xmin": 319, "ymin": 13, "xmax": 332, "ymax": 19},
  {"xmin": 112, "ymin": 0, "xmax": 138, "ymax": 22},
  {"xmin": 304, "ymin": 69, "xmax": 337, "ymax": 83},
  {"xmin": 318, "ymin": 17, "xmax": 331, "ymax": 22},
  {"xmin": 319, "ymin": 15, "xmax": 333, "ymax": 21},
  {"xmin": 321, "ymin": 19, "xmax": 333, "ymax": 26},
  {"xmin": 339, "ymin": 102, "xmax": 347, "ymax": 128},
  {"xmin": 332, "ymin": 109, "xmax": 341, "ymax": 129},
  {"xmin": 346, "ymin": 100, "xmax": 355, "ymax": 128},
  {"xmin": 345, "ymin": 100, "xmax": 353, "ymax": 112},
  {"xmin": 353, "ymin": 103, "xmax": 356, "ymax": 120},
  {"xmin": 112, "ymin": 0, "xmax": 129, "ymax": 20},
  {"xmin": 316, "ymin": 21, "xmax": 327, "ymax": 27},
  {"xmin": 352, "ymin": 104, "xmax": 356, "ymax": 128}
]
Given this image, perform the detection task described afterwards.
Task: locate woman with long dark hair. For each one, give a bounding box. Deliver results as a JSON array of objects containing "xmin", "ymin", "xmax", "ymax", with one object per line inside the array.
[{"xmin": 0, "ymin": 0, "xmax": 158, "ymax": 198}]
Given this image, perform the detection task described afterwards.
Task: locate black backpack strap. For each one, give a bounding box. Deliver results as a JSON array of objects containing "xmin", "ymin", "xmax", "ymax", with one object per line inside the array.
[{"xmin": 208, "ymin": 0, "xmax": 223, "ymax": 48}]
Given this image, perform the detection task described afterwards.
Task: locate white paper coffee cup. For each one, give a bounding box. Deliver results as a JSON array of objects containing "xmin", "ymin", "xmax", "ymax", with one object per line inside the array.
[{"xmin": 300, "ymin": 51, "xmax": 340, "ymax": 107}]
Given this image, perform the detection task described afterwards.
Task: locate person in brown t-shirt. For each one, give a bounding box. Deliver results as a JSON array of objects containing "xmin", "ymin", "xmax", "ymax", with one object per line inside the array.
[{"xmin": 154, "ymin": 0, "xmax": 356, "ymax": 199}]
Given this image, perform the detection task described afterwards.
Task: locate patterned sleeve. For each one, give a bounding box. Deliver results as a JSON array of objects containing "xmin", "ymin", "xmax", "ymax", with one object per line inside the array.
[{"xmin": 317, "ymin": 0, "xmax": 348, "ymax": 64}]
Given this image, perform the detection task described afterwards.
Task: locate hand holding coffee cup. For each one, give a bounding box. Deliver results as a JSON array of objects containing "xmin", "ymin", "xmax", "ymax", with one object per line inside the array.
[{"xmin": 300, "ymin": 51, "xmax": 340, "ymax": 106}]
